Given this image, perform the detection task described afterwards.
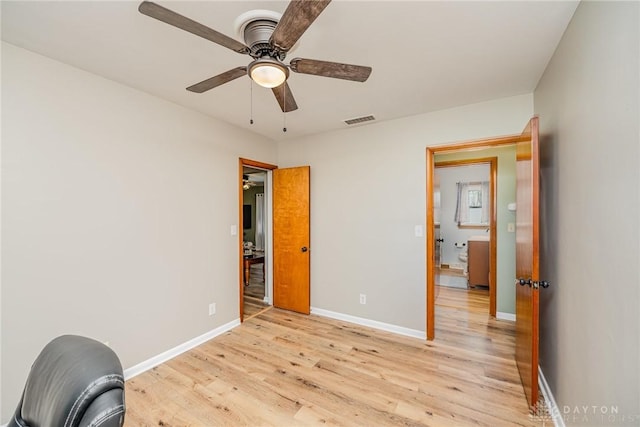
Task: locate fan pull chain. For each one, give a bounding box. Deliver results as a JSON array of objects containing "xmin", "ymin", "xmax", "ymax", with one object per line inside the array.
[
  {"xmin": 282, "ymin": 85, "xmax": 287, "ymax": 133},
  {"xmin": 249, "ymin": 79, "xmax": 254, "ymax": 125}
]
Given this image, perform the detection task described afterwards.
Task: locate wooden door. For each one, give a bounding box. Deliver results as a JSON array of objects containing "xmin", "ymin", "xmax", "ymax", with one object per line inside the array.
[
  {"xmin": 273, "ymin": 166, "xmax": 310, "ymax": 314},
  {"xmin": 515, "ymin": 117, "xmax": 540, "ymax": 409}
]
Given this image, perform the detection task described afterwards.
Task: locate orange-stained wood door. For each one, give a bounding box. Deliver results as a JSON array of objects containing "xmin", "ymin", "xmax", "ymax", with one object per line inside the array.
[
  {"xmin": 273, "ymin": 166, "xmax": 310, "ymax": 314},
  {"xmin": 515, "ymin": 117, "xmax": 541, "ymax": 409}
]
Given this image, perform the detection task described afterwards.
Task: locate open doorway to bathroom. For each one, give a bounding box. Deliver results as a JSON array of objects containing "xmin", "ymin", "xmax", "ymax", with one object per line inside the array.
[
  {"xmin": 433, "ymin": 157, "xmax": 496, "ymax": 343},
  {"xmin": 434, "ymin": 158, "xmax": 496, "ymax": 314},
  {"xmin": 427, "ymin": 138, "xmax": 519, "ymax": 340}
]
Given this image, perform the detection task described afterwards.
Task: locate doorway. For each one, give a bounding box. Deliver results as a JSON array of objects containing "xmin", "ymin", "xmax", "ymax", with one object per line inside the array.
[
  {"xmin": 239, "ymin": 158, "xmax": 277, "ymax": 322},
  {"xmin": 426, "ymin": 135, "xmax": 521, "ymax": 340},
  {"xmin": 238, "ymin": 159, "xmax": 312, "ymax": 320},
  {"xmin": 434, "ymin": 158, "xmax": 497, "ymax": 317},
  {"xmin": 242, "ymin": 167, "xmax": 269, "ymax": 318}
]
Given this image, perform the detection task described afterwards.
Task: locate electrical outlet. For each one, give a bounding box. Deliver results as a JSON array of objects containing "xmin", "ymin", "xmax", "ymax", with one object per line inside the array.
[
  {"xmin": 507, "ymin": 222, "xmax": 515, "ymax": 233},
  {"xmin": 359, "ymin": 294, "xmax": 366, "ymax": 305},
  {"xmin": 209, "ymin": 303, "xmax": 216, "ymax": 316}
]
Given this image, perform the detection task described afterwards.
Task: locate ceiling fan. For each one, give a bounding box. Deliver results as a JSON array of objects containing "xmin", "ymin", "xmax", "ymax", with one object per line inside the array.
[
  {"xmin": 243, "ymin": 175, "xmax": 263, "ymax": 190},
  {"xmin": 138, "ymin": 0, "xmax": 372, "ymax": 113}
]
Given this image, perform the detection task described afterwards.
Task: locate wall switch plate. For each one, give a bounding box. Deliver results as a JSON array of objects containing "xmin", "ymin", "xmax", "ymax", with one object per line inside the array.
[
  {"xmin": 230, "ymin": 225, "xmax": 237, "ymax": 236},
  {"xmin": 209, "ymin": 303, "xmax": 216, "ymax": 315},
  {"xmin": 507, "ymin": 223, "xmax": 515, "ymax": 233},
  {"xmin": 414, "ymin": 225, "xmax": 423, "ymax": 237},
  {"xmin": 359, "ymin": 294, "xmax": 366, "ymax": 305}
]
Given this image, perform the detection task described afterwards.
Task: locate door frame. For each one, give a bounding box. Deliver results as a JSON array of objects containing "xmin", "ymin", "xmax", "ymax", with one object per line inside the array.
[
  {"xmin": 239, "ymin": 158, "xmax": 277, "ymax": 322},
  {"xmin": 434, "ymin": 157, "xmax": 498, "ymax": 317},
  {"xmin": 426, "ymin": 134, "xmax": 529, "ymax": 340}
]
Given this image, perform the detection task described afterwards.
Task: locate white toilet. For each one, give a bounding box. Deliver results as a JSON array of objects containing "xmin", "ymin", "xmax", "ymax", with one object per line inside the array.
[{"xmin": 458, "ymin": 250, "xmax": 468, "ymax": 273}]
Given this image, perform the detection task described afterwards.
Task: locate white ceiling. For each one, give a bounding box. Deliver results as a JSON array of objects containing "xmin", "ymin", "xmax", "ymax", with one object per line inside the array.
[{"xmin": 1, "ymin": 1, "xmax": 578, "ymax": 142}]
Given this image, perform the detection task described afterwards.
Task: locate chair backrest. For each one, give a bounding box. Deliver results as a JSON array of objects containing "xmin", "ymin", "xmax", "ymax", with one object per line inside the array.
[{"xmin": 8, "ymin": 335, "xmax": 125, "ymax": 427}]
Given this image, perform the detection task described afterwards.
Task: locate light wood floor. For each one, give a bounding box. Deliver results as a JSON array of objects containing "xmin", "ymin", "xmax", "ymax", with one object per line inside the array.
[
  {"xmin": 244, "ymin": 265, "xmax": 265, "ymax": 300},
  {"xmin": 243, "ymin": 296, "xmax": 269, "ymax": 320},
  {"xmin": 124, "ymin": 286, "xmax": 539, "ymax": 426},
  {"xmin": 243, "ymin": 264, "xmax": 270, "ymax": 320}
]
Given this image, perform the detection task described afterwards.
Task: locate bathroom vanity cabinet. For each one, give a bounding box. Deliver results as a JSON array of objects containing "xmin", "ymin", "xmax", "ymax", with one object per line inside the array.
[{"xmin": 468, "ymin": 239, "xmax": 490, "ymax": 287}]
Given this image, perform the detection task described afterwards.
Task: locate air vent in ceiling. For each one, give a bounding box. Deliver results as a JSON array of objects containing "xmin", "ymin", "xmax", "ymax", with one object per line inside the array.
[{"xmin": 343, "ymin": 115, "xmax": 376, "ymax": 125}]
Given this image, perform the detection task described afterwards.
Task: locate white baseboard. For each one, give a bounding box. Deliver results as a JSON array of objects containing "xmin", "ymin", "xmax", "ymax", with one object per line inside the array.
[
  {"xmin": 310, "ymin": 307, "xmax": 426, "ymax": 340},
  {"xmin": 123, "ymin": 318, "xmax": 240, "ymax": 380},
  {"xmin": 496, "ymin": 311, "xmax": 516, "ymax": 321},
  {"xmin": 539, "ymin": 366, "xmax": 564, "ymax": 427},
  {"xmin": 0, "ymin": 319, "xmax": 240, "ymax": 425}
]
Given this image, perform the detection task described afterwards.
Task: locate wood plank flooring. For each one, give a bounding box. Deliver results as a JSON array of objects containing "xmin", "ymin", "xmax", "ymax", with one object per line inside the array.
[
  {"xmin": 243, "ymin": 296, "xmax": 270, "ymax": 320},
  {"xmin": 124, "ymin": 286, "xmax": 540, "ymax": 426},
  {"xmin": 243, "ymin": 264, "xmax": 270, "ymax": 320},
  {"xmin": 244, "ymin": 265, "xmax": 265, "ymax": 300}
]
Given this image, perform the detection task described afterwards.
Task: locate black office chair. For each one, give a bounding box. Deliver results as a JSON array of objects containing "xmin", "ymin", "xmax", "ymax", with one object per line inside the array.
[{"xmin": 8, "ymin": 335, "xmax": 126, "ymax": 427}]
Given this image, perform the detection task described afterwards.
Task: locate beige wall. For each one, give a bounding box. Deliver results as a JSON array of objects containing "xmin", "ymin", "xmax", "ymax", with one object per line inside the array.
[
  {"xmin": 435, "ymin": 145, "xmax": 517, "ymax": 314},
  {"xmin": 277, "ymin": 94, "xmax": 533, "ymax": 332},
  {"xmin": 534, "ymin": 1, "xmax": 639, "ymax": 423},
  {"xmin": 1, "ymin": 42, "xmax": 277, "ymax": 420}
]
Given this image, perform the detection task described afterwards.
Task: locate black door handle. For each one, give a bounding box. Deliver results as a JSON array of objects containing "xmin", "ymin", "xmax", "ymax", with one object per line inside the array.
[
  {"xmin": 301, "ymin": 246, "xmax": 308, "ymax": 253},
  {"xmin": 516, "ymin": 278, "xmax": 532, "ymax": 287},
  {"xmin": 516, "ymin": 278, "xmax": 551, "ymax": 289}
]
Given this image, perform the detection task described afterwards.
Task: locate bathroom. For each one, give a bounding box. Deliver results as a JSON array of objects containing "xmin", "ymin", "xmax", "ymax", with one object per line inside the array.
[{"xmin": 434, "ymin": 163, "xmax": 491, "ymax": 289}]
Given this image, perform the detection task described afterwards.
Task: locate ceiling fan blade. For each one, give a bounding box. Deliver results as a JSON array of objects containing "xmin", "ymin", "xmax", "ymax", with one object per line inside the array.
[
  {"xmin": 269, "ymin": 0, "xmax": 331, "ymax": 53},
  {"xmin": 186, "ymin": 67, "xmax": 247, "ymax": 93},
  {"xmin": 289, "ymin": 58, "xmax": 372, "ymax": 82},
  {"xmin": 138, "ymin": 1, "xmax": 250, "ymax": 55},
  {"xmin": 272, "ymin": 82, "xmax": 299, "ymax": 112}
]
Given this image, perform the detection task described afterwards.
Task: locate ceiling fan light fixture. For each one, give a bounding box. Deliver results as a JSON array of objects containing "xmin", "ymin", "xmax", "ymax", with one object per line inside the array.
[
  {"xmin": 249, "ymin": 58, "xmax": 289, "ymax": 88},
  {"xmin": 139, "ymin": 1, "xmax": 371, "ymax": 114}
]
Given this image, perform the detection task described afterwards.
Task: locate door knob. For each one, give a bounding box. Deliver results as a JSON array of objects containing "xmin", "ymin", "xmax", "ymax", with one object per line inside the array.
[
  {"xmin": 516, "ymin": 278, "xmax": 532, "ymax": 287},
  {"xmin": 534, "ymin": 280, "xmax": 550, "ymax": 289},
  {"xmin": 301, "ymin": 246, "xmax": 308, "ymax": 253},
  {"xmin": 516, "ymin": 278, "xmax": 550, "ymax": 289}
]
